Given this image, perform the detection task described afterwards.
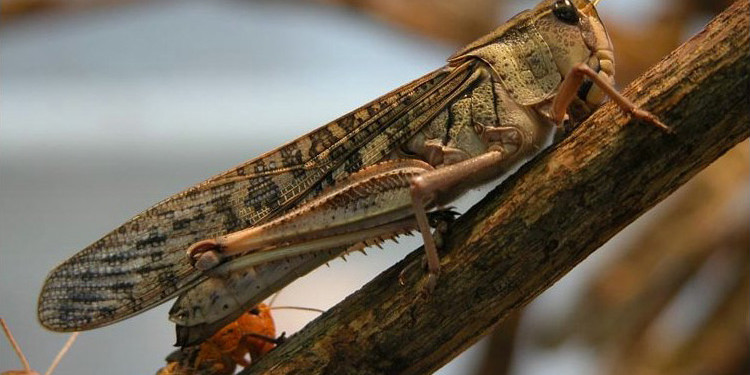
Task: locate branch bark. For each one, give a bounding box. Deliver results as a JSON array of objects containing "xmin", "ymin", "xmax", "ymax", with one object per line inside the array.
[
  {"xmin": 540, "ymin": 142, "xmax": 749, "ymax": 351},
  {"xmin": 243, "ymin": 1, "xmax": 750, "ymax": 374}
]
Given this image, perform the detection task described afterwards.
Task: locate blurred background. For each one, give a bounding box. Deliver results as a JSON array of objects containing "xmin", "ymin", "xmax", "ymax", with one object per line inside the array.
[{"xmin": 1, "ymin": 0, "xmax": 745, "ymax": 374}]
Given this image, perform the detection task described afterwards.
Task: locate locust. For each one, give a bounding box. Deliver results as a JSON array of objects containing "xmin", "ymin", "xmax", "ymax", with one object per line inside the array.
[{"xmin": 38, "ymin": 0, "xmax": 668, "ymax": 348}]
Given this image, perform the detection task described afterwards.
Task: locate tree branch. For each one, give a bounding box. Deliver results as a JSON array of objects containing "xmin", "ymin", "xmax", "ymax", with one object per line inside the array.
[{"xmin": 243, "ymin": 1, "xmax": 750, "ymax": 374}]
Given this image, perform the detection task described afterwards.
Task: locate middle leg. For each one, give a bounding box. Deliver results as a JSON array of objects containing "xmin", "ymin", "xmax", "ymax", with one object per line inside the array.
[{"xmin": 407, "ymin": 150, "xmax": 508, "ymax": 296}]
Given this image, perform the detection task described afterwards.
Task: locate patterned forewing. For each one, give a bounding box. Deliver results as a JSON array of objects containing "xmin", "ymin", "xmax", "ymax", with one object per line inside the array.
[
  {"xmin": 38, "ymin": 186, "xmax": 237, "ymax": 331},
  {"xmin": 38, "ymin": 62, "xmax": 479, "ymax": 331}
]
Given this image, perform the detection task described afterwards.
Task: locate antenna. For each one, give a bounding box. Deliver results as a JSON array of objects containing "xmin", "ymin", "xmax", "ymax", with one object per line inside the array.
[{"xmin": 270, "ymin": 306, "xmax": 325, "ymax": 314}]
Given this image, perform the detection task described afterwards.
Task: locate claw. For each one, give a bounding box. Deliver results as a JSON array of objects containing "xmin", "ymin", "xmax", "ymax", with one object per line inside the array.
[
  {"xmin": 398, "ymin": 272, "xmax": 407, "ymax": 286},
  {"xmin": 419, "ymin": 272, "xmax": 438, "ymax": 300},
  {"xmin": 398, "ymin": 259, "xmax": 422, "ymax": 286},
  {"xmin": 629, "ymin": 107, "xmax": 672, "ymax": 133},
  {"xmin": 398, "ymin": 266, "xmax": 410, "ymax": 286},
  {"xmin": 427, "ymin": 209, "xmax": 460, "ymax": 227},
  {"xmin": 434, "ymin": 230, "xmax": 445, "ymax": 251}
]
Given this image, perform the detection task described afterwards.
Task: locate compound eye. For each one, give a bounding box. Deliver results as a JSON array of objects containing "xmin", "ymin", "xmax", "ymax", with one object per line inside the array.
[{"xmin": 553, "ymin": 0, "xmax": 580, "ymax": 24}]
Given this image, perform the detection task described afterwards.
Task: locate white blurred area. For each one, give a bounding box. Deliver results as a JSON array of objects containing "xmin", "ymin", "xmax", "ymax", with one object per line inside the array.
[{"xmin": 1, "ymin": 1, "xmax": 666, "ymax": 374}]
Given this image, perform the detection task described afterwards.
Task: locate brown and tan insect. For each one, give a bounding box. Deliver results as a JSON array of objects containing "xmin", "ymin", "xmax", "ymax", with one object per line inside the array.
[
  {"xmin": 38, "ymin": 0, "xmax": 667, "ymax": 348},
  {"xmin": 1, "ymin": 318, "xmax": 78, "ymax": 375}
]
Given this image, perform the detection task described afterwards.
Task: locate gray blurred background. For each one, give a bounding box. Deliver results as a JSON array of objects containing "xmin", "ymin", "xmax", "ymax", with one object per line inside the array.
[{"xmin": 2, "ymin": 1, "xmax": 745, "ymax": 374}]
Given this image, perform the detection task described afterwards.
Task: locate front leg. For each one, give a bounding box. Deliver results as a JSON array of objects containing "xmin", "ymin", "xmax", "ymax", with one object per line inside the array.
[{"xmin": 552, "ymin": 63, "xmax": 671, "ymax": 132}]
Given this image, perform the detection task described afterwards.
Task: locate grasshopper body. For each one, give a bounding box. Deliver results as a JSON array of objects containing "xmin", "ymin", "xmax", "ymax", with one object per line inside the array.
[{"xmin": 39, "ymin": 0, "xmax": 664, "ymax": 347}]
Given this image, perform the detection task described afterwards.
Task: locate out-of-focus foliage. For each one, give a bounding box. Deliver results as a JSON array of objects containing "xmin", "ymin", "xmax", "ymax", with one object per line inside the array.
[
  {"xmin": 536, "ymin": 141, "xmax": 749, "ymax": 375},
  {"xmin": 607, "ymin": 0, "xmax": 736, "ymax": 85},
  {"xmin": 314, "ymin": 0, "xmax": 502, "ymax": 44},
  {"xmin": 1, "ymin": 0, "xmax": 142, "ymax": 21}
]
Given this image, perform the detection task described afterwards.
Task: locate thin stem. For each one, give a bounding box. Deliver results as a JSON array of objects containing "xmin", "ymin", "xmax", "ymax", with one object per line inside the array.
[
  {"xmin": 0, "ymin": 318, "xmax": 32, "ymax": 372},
  {"xmin": 44, "ymin": 332, "xmax": 79, "ymax": 375}
]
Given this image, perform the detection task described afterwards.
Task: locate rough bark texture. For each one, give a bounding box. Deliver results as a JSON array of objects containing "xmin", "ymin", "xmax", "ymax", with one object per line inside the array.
[
  {"xmin": 543, "ymin": 142, "xmax": 749, "ymax": 351},
  {"xmin": 243, "ymin": 2, "xmax": 750, "ymax": 374}
]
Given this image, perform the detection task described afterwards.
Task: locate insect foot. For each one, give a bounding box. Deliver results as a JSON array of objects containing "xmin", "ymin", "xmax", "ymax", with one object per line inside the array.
[
  {"xmin": 419, "ymin": 273, "xmax": 439, "ymax": 301},
  {"xmin": 626, "ymin": 106, "xmax": 672, "ymax": 134},
  {"xmin": 397, "ymin": 209, "xmax": 457, "ymax": 288}
]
